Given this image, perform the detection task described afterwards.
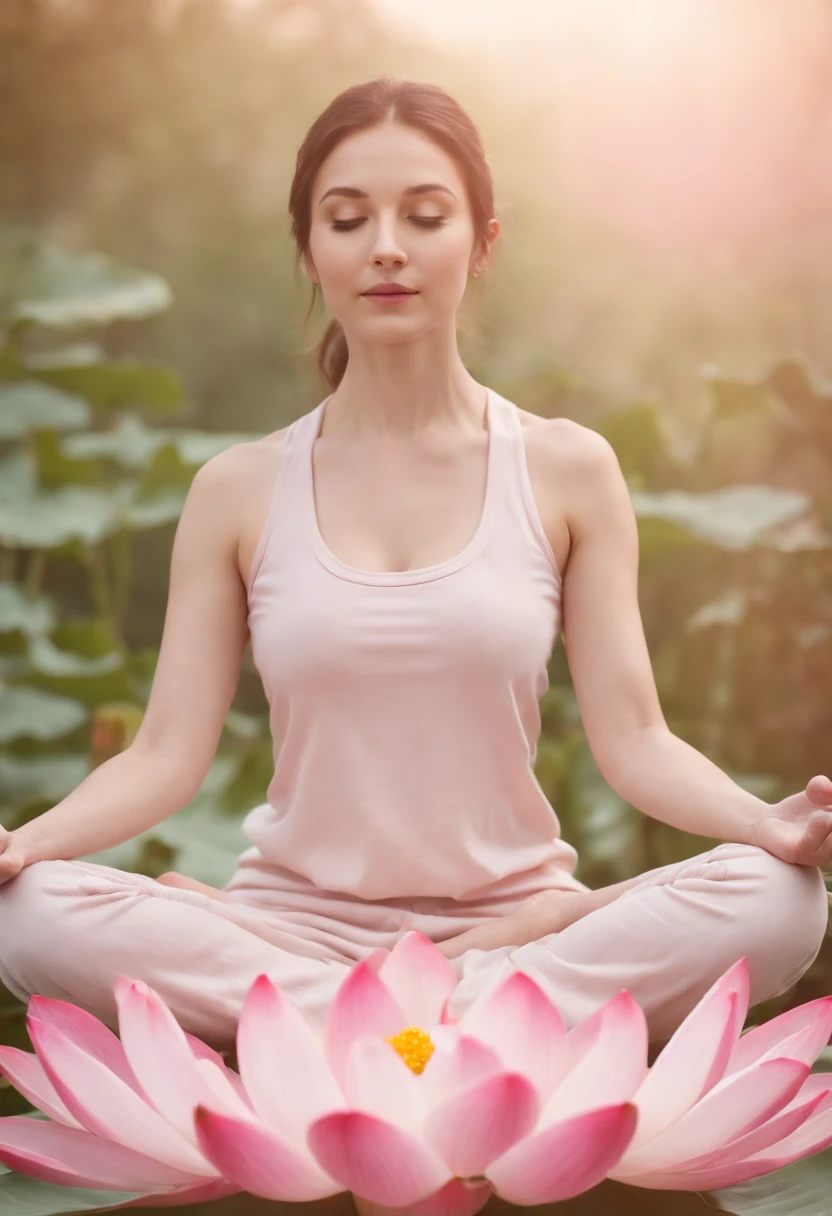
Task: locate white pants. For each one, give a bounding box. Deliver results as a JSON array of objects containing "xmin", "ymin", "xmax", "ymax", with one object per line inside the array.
[{"xmin": 0, "ymin": 841, "xmax": 826, "ymax": 1048}]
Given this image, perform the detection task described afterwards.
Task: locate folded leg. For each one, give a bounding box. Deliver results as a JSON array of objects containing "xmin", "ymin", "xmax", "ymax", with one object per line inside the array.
[
  {"xmin": 1, "ymin": 844, "xmax": 826, "ymax": 1052},
  {"xmin": 0, "ymin": 859, "xmax": 363, "ymax": 1048},
  {"xmin": 447, "ymin": 842, "xmax": 829, "ymax": 1040}
]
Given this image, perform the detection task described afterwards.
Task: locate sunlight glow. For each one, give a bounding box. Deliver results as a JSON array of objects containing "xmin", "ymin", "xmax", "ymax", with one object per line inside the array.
[
  {"xmin": 537, "ymin": 0, "xmax": 832, "ymax": 256},
  {"xmin": 378, "ymin": 0, "xmax": 832, "ymax": 261}
]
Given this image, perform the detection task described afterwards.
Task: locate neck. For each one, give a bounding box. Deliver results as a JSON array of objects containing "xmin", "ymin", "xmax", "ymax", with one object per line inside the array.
[{"xmin": 322, "ymin": 338, "xmax": 486, "ymax": 441}]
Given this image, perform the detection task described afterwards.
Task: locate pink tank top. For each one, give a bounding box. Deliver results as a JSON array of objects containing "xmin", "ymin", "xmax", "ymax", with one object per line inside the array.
[{"xmin": 241, "ymin": 386, "xmax": 580, "ymax": 902}]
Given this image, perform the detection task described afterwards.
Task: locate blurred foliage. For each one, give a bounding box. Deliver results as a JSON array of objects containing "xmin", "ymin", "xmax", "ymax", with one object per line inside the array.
[
  {"xmin": 1, "ymin": 2, "xmax": 832, "ymax": 1213},
  {"xmin": 0, "ymin": 228, "xmax": 271, "ymax": 1115}
]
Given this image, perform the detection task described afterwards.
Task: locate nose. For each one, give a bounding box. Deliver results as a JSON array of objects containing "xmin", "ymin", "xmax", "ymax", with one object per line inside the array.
[{"xmin": 370, "ymin": 213, "xmax": 408, "ymax": 269}]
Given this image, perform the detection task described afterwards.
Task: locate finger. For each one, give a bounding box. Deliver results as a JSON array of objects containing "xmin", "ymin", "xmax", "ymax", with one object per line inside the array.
[
  {"xmin": 803, "ymin": 811, "xmax": 832, "ymax": 856},
  {"xmin": 0, "ymin": 853, "xmax": 25, "ymax": 883},
  {"xmin": 807, "ymin": 775, "xmax": 832, "ymax": 806}
]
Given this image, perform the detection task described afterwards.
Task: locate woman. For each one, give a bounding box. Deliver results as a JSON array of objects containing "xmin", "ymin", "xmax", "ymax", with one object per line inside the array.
[{"xmin": 0, "ymin": 78, "xmax": 829, "ymax": 1049}]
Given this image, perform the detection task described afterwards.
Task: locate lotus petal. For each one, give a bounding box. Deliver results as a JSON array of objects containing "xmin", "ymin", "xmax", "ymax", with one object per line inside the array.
[
  {"xmin": 377, "ymin": 932, "xmax": 460, "ymax": 1030},
  {"xmin": 452, "ymin": 968, "xmax": 569, "ymax": 1102},
  {"xmin": 422, "ymin": 1068, "xmax": 539, "ymax": 1176},
  {"xmin": 27, "ymin": 1017, "xmax": 213, "ymax": 1176},
  {"xmin": 618, "ymin": 1113, "xmax": 832, "ymax": 1197},
  {"xmin": 417, "ymin": 1032, "xmax": 503, "ymax": 1113},
  {"xmin": 543, "ymin": 990, "xmax": 648, "ymax": 1121},
  {"xmin": 325, "ymin": 953, "xmax": 409, "ymax": 1094},
  {"xmin": 0, "ymin": 1045, "xmax": 83, "ymax": 1128},
  {"xmin": 726, "ymin": 996, "xmax": 832, "ymax": 1075},
  {"xmin": 183, "ymin": 1034, "xmax": 250, "ymax": 1107},
  {"xmin": 360, "ymin": 1176, "xmax": 493, "ymax": 1216},
  {"xmin": 307, "ymin": 1109, "xmax": 451, "ymax": 1206},
  {"xmin": 669, "ymin": 1088, "xmax": 828, "ymax": 1173},
  {"xmin": 486, "ymin": 1102, "xmax": 638, "ymax": 1205},
  {"xmin": 114, "ymin": 1177, "xmax": 241, "ymax": 1207},
  {"xmin": 744, "ymin": 1094, "xmax": 832, "ymax": 1162},
  {"xmin": 236, "ymin": 973, "xmax": 346, "ymax": 1149},
  {"xmin": 612, "ymin": 1057, "xmax": 809, "ymax": 1176},
  {"xmin": 113, "ymin": 977, "xmax": 250, "ymax": 1143},
  {"xmin": 343, "ymin": 1035, "xmax": 426, "ymax": 1135},
  {"xmin": 780, "ymin": 1073, "xmax": 832, "ymax": 1113},
  {"xmin": 0, "ymin": 1115, "xmax": 203, "ymax": 1191},
  {"xmin": 193, "ymin": 1105, "xmax": 342, "ymax": 1202},
  {"xmin": 625, "ymin": 958, "xmax": 749, "ymax": 1151},
  {"xmin": 28, "ymin": 995, "xmax": 143, "ymax": 1094}
]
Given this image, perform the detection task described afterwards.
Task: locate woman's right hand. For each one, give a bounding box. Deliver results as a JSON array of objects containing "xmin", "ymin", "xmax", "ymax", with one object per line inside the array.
[{"xmin": 0, "ymin": 827, "xmax": 30, "ymax": 885}]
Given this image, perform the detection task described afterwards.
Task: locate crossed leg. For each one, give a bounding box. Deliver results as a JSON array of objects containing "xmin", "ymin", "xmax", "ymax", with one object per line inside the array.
[
  {"xmin": 445, "ymin": 842, "xmax": 829, "ymax": 1039},
  {"xmin": 0, "ymin": 841, "xmax": 826, "ymax": 1049}
]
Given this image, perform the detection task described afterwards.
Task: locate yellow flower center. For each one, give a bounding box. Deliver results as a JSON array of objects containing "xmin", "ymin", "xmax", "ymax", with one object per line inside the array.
[{"xmin": 386, "ymin": 1025, "xmax": 434, "ymax": 1074}]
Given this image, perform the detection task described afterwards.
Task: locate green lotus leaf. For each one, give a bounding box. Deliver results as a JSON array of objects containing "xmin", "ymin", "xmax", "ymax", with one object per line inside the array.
[
  {"xmin": 27, "ymin": 637, "xmax": 123, "ymax": 679},
  {"xmin": 27, "ymin": 351, "xmax": 185, "ymax": 418},
  {"xmin": 710, "ymin": 1148, "xmax": 832, "ymax": 1215},
  {"xmin": 0, "ymin": 1167, "xmax": 144, "ymax": 1215},
  {"xmin": 0, "ymin": 382, "xmax": 91, "ymax": 439},
  {"xmin": 0, "ymin": 686, "xmax": 88, "ymax": 743},
  {"xmin": 0, "ymin": 753, "xmax": 89, "ymax": 804},
  {"xmin": 631, "ymin": 485, "xmax": 810, "ymax": 551},
  {"xmin": 7, "ymin": 243, "xmax": 171, "ymax": 331},
  {"xmin": 0, "ymin": 583, "xmax": 56, "ymax": 638}
]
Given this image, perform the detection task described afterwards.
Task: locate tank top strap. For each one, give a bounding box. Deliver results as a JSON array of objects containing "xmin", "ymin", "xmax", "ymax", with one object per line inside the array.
[
  {"xmin": 488, "ymin": 389, "xmax": 562, "ymax": 582},
  {"xmin": 245, "ymin": 404, "xmax": 324, "ymax": 597},
  {"xmin": 247, "ymin": 388, "xmax": 559, "ymax": 596},
  {"xmin": 296, "ymin": 388, "xmax": 515, "ymax": 588}
]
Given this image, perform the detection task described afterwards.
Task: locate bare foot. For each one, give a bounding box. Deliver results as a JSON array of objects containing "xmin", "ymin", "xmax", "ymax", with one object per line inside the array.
[
  {"xmin": 155, "ymin": 872, "xmax": 233, "ymax": 903},
  {"xmin": 513, "ymin": 888, "xmax": 590, "ymax": 934},
  {"xmin": 434, "ymin": 888, "xmax": 590, "ymax": 961}
]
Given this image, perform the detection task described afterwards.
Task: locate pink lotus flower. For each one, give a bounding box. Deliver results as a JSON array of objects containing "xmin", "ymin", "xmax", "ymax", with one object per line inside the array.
[
  {"xmin": 193, "ymin": 941, "xmax": 832, "ymax": 1212},
  {"xmin": 1, "ymin": 936, "xmax": 831, "ymax": 1216},
  {"xmin": 608, "ymin": 957, "xmax": 832, "ymax": 1191},
  {"xmin": 190, "ymin": 932, "xmax": 642, "ymax": 1214},
  {"xmin": 0, "ymin": 977, "xmax": 250, "ymax": 1206}
]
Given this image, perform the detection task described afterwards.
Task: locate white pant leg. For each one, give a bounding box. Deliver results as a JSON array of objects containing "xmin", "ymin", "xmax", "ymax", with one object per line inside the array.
[
  {"xmin": 0, "ymin": 859, "xmax": 362, "ymax": 1047},
  {"xmin": 446, "ymin": 843, "xmax": 829, "ymax": 1040},
  {"xmin": 1, "ymin": 845, "xmax": 826, "ymax": 1051}
]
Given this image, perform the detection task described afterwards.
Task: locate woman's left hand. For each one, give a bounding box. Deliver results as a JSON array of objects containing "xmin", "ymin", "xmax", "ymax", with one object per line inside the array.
[{"xmin": 752, "ymin": 774, "xmax": 832, "ymax": 868}]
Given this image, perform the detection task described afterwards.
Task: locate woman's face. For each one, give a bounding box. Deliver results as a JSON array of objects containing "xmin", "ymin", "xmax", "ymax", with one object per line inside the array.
[{"xmin": 305, "ymin": 121, "xmax": 496, "ymax": 344}]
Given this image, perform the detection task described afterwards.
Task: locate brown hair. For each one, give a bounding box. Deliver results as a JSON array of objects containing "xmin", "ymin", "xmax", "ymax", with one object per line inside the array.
[{"xmin": 288, "ymin": 76, "xmax": 497, "ymax": 394}]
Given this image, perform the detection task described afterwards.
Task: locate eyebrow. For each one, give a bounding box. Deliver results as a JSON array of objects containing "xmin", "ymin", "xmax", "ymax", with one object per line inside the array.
[{"xmin": 317, "ymin": 183, "xmax": 457, "ymax": 207}]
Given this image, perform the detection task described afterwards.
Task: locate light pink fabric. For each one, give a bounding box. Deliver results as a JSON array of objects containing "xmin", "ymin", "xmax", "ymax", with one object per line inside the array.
[
  {"xmin": 0, "ymin": 390, "xmax": 826, "ymax": 1048},
  {"xmin": 0, "ymin": 842, "xmax": 825, "ymax": 1049},
  {"xmin": 241, "ymin": 386, "xmax": 579, "ymax": 902}
]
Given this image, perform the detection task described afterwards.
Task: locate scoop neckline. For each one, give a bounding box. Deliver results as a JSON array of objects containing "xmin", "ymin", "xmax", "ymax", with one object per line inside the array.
[{"xmin": 306, "ymin": 387, "xmax": 499, "ymax": 586}]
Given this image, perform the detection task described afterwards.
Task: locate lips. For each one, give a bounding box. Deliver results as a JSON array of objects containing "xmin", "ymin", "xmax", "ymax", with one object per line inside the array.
[{"xmin": 362, "ymin": 285, "xmax": 418, "ymax": 295}]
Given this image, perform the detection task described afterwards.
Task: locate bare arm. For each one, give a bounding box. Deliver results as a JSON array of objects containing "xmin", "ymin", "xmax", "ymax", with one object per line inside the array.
[
  {"xmin": 441, "ymin": 426, "xmax": 832, "ymax": 958},
  {"xmin": 2, "ymin": 447, "xmax": 251, "ymax": 878},
  {"xmin": 558, "ymin": 426, "xmax": 768, "ymax": 846}
]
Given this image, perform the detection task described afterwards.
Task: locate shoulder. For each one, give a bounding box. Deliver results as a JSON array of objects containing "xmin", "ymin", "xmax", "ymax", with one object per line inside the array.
[
  {"xmin": 189, "ymin": 423, "xmax": 304, "ymax": 588},
  {"xmin": 185, "ymin": 425, "xmax": 296, "ymax": 525},
  {"xmin": 515, "ymin": 408, "xmax": 624, "ymax": 528},
  {"xmin": 516, "ymin": 407, "xmax": 615, "ymax": 469},
  {"xmin": 191, "ymin": 427, "xmax": 292, "ymax": 492},
  {"xmin": 177, "ymin": 427, "xmax": 293, "ymax": 560}
]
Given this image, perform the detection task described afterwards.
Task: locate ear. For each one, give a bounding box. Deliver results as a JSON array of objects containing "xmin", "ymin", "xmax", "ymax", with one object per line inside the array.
[
  {"xmin": 471, "ymin": 218, "xmax": 501, "ymax": 274},
  {"xmin": 304, "ymin": 251, "xmax": 320, "ymax": 285}
]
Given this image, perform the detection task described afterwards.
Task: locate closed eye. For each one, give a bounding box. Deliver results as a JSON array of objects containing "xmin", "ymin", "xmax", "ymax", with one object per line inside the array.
[{"xmin": 330, "ymin": 217, "xmax": 448, "ymax": 231}]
